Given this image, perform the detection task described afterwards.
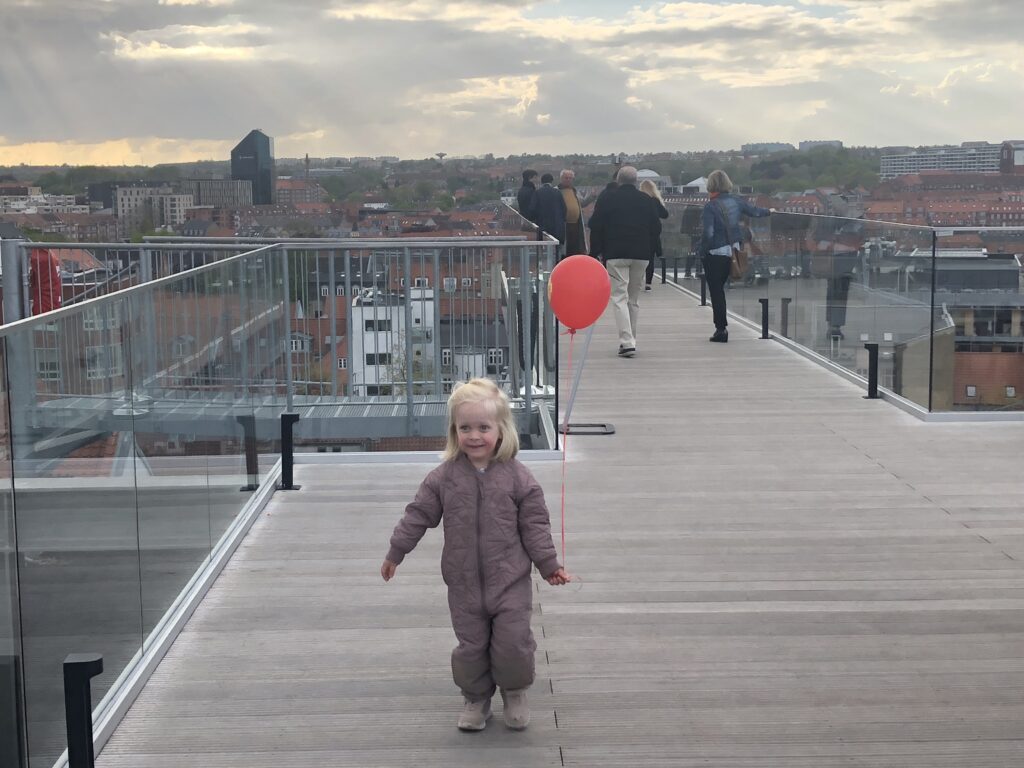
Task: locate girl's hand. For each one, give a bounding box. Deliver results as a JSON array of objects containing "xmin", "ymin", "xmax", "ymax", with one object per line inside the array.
[
  {"xmin": 545, "ymin": 567, "xmax": 571, "ymax": 586},
  {"xmin": 381, "ymin": 560, "xmax": 398, "ymax": 582}
]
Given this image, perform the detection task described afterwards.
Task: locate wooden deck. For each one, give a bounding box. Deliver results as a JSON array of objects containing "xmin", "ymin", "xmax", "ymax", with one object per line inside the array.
[{"xmin": 96, "ymin": 285, "xmax": 1024, "ymax": 767}]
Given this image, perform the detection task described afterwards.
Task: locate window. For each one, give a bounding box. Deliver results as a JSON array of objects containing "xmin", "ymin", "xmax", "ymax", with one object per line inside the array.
[
  {"xmin": 487, "ymin": 348, "xmax": 504, "ymax": 366},
  {"xmin": 320, "ymin": 285, "xmax": 329, "ymax": 296},
  {"xmin": 83, "ymin": 304, "xmax": 121, "ymax": 331},
  {"xmin": 36, "ymin": 348, "xmax": 60, "ymax": 381},
  {"xmin": 86, "ymin": 344, "xmax": 124, "ymax": 380},
  {"xmin": 399, "ymin": 277, "xmax": 406, "ymax": 287},
  {"xmin": 290, "ymin": 338, "xmax": 309, "ymax": 352},
  {"xmin": 414, "ymin": 277, "xmax": 429, "ymax": 288},
  {"xmin": 965, "ymin": 385, "xmax": 977, "ymax": 398},
  {"xmin": 366, "ymin": 385, "xmax": 393, "ymax": 396},
  {"xmin": 1007, "ymin": 386, "xmax": 1017, "ymax": 399},
  {"xmin": 172, "ymin": 337, "xmax": 192, "ymax": 360},
  {"xmin": 337, "ymin": 357, "xmax": 348, "ymax": 370},
  {"xmin": 441, "ymin": 348, "xmax": 452, "ymax": 366},
  {"xmin": 365, "ymin": 319, "xmax": 392, "ymax": 332},
  {"xmin": 443, "ymin": 277, "xmax": 457, "ymax": 293},
  {"xmin": 366, "ymin": 353, "xmax": 392, "ymax": 366},
  {"xmin": 461, "ymin": 277, "xmax": 473, "ymax": 288},
  {"xmin": 336, "ymin": 286, "xmax": 345, "ymax": 296}
]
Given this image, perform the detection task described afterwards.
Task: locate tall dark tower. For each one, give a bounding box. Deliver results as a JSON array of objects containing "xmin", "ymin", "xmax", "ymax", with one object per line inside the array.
[{"xmin": 231, "ymin": 129, "xmax": 275, "ymax": 204}]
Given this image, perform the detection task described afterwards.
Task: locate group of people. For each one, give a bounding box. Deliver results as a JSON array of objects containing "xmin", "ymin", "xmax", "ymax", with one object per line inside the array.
[
  {"xmin": 519, "ymin": 164, "xmax": 772, "ymax": 352},
  {"xmin": 516, "ymin": 169, "xmax": 587, "ymax": 256}
]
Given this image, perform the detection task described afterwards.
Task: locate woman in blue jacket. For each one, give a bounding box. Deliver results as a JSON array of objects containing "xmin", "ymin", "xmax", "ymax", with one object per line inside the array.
[{"xmin": 701, "ymin": 170, "xmax": 772, "ymax": 342}]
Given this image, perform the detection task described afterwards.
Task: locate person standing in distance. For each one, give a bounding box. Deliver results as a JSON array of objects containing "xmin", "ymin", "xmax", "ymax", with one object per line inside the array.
[
  {"xmin": 700, "ymin": 169, "xmax": 772, "ymax": 342},
  {"xmin": 533, "ymin": 172, "xmax": 567, "ymax": 256},
  {"xmin": 516, "ymin": 170, "xmax": 540, "ymax": 225},
  {"xmin": 558, "ymin": 169, "xmax": 587, "ymax": 257},
  {"xmin": 640, "ymin": 179, "xmax": 669, "ymax": 291}
]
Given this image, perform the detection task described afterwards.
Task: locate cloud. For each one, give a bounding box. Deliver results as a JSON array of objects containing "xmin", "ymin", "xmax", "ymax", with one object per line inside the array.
[{"xmin": 0, "ymin": 0, "xmax": 1020, "ymax": 162}]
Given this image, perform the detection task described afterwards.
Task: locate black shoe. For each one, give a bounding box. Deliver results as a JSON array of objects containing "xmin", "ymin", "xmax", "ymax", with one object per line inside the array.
[
  {"xmin": 618, "ymin": 347, "xmax": 636, "ymax": 358},
  {"xmin": 709, "ymin": 329, "xmax": 728, "ymax": 343},
  {"xmin": 644, "ymin": 284, "xmax": 652, "ymax": 291}
]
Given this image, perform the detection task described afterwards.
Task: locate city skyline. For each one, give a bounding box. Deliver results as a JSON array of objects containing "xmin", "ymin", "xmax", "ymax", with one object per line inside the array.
[{"xmin": 1, "ymin": 0, "xmax": 1021, "ymax": 166}]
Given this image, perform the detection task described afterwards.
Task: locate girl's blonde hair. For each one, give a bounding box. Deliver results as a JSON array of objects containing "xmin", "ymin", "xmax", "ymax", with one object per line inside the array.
[
  {"xmin": 706, "ymin": 169, "xmax": 734, "ymax": 193},
  {"xmin": 442, "ymin": 378, "xmax": 519, "ymax": 462},
  {"xmin": 639, "ymin": 179, "xmax": 664, "ymax": 204}
]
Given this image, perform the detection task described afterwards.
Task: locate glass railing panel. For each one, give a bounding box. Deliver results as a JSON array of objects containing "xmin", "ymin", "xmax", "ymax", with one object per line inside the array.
[
  {"xmin": 124, "ymin": 258, "xmax": 260, "ymax": 644},
  {"xmin": 931, "ymin": 227, "xmax": 1024, "ymax": 411},
  {"xmin": 9, "ymin": 299, "xmax": 143, "ymax": 767},
  {"xmin": 0, "ymin": 339, "xmax": 26, "ymax": 767},
  {"xmin": 277, "ymin": 240, "xmax": 555, "ymax": 453}
]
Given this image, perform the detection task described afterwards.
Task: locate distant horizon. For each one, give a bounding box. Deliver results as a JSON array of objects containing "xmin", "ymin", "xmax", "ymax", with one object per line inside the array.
[{"xmin": 2, "ymin": 136, "xmax": 1018, "ymax": 173}]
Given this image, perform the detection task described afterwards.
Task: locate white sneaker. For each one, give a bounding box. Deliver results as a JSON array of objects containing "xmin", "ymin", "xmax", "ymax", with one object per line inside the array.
[
  {"xmin": 457, "ymin": 697, "xmax": 492, "ymax": 731},
  {"xmin": 501, "ymin": 688, "xmax": 530, "ymax": 730}
]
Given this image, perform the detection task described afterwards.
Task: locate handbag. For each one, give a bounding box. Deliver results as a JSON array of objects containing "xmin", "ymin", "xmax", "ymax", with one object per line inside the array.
[
  {"xmin": 730, "ymin": 243, "xmax": 749, "ymax": 280},
  {"xmin": 714, "ymin": 199, "xmax": 748, "ymax": 280}
]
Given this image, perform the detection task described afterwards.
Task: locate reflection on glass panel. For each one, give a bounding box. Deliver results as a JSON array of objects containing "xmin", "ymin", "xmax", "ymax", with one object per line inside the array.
[
  {"xmin": 10, "ymin": 302, "xmax": 143, "ymax": 767},
  {"xmin": 933, "ymin": 228, "xmax": 1024, "ymax": 412},
  {"xmin": 126, "ymin": 261, "xmax": 260, "ymax": 644},
  {"xmin": 0, "ymin": 341, "xmax": 27, "ymax": 767}
]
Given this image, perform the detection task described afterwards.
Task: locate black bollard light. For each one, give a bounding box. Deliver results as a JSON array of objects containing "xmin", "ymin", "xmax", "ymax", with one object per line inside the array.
[
  {"xmin": 700, "ymin": 272, "xmax": 707, "ymax": 306},
  {"xmin": 864, "ymin": 343, "xmax": 880, "ymax": 399},
  {"xmin": 758, "ymin": 298, "xmax": 770, "ymax": 339},
  {"xmin": 279, "ymin": 412, "xmax": 301, "ymax": 490},
  {"xmin": 64, "ymin": 654, "xmax": 103, "ymax": 768}
]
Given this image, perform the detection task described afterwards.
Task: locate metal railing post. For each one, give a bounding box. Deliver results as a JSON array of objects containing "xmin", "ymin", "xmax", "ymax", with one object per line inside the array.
[
  {"xmin": 520, "ymin": 246, "xmax": 534, "ymax": 440},
  {"xmin": 660, "ymin": 256, "xmax": 666, "ymax": 284},
  {"xmin": 758, "ymin": 298, "xmax": 770, "ymax": 339},
  {"xmin": 281, "ymin": 246, "xmax": 294, "ymax": 411},
  {"xmin": 402, "ymin": 247, "xmax": 416, "ymax": 435},
  {"xmin": 700, "ymin": 271, "xmax": 707, "ymax": 306},
  {"xmin": 864, "ymin": 343, "xmax": 880, "ymax": 399},
  {"xmin": 278, "ymin": 413, "xmax": 301, "ymax": 490},
  {"xmin": 780, "ymin": 297, "xmax": 792, "ymax": 338},
  {"xmin": 63, "ymin": 653, "xmax": 103, "ymax": 768}
]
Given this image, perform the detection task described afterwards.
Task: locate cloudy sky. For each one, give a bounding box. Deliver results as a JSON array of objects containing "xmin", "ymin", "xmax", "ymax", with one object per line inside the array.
[{"xmin": 0, "ymin": 0, "xmax": 1021, "ymax": 165}]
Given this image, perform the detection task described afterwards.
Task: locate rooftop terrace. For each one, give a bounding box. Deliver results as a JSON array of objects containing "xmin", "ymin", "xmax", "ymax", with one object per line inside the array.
[{"xmin": 92, "ymin": 286, "xmax": 1024, "ymax": 767}]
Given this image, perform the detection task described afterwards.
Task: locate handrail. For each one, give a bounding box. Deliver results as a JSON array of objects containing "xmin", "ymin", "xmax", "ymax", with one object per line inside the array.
[{"xmin": 0, "ymin": 244, "xmax": 279, "ymax": 336}]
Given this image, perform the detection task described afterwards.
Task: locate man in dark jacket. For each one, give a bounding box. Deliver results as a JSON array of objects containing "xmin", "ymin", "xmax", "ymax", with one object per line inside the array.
[
  {"xmin": 532, "ymin": 173, "xmax": 567, "ymax": 251},
  {"xmin": 587, "ymin": 166, "xmax": 659, "ymax": 358},
  {"xmin": 516, "ymin": 170, "xmax": 539, "ymax": 225}
]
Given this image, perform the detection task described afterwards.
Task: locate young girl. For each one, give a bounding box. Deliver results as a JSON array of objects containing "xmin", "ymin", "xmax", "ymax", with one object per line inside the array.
[{"xmin": 381, "ymin": 378, "xmax": 570, "ymax": 731}]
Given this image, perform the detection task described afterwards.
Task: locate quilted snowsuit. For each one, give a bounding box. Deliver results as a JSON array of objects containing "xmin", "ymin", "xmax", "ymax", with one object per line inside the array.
[{"xmin": 386, "ymin": 454, "xmax": 561, "ymax": 701}]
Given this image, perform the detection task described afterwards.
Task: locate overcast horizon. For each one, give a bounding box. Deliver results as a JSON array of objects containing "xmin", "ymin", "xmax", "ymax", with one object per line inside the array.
[{"xmin": 1, "ymin": 0, "xmax": 1021, "ymax": 167}]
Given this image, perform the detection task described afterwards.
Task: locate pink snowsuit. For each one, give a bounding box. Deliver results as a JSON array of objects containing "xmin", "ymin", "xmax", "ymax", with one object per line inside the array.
[{"xmin": 386, "ymin": 454, "xmax": 561, "ymax": 701}]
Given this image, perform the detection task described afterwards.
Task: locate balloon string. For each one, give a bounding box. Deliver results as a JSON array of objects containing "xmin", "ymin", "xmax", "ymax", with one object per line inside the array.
[{"xmin": 560, "ymin": 328, "xmax": 575, "ymax": 567}]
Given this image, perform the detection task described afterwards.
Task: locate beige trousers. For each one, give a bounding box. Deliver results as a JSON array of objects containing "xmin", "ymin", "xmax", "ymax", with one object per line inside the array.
[{"xmin": 606, "ymin": 259, "xmax": 647, "ymax": 349}]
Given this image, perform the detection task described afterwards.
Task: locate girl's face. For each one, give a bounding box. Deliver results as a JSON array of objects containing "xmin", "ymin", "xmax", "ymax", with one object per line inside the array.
[{"xmin": 455, "ymin": 400, "xmax": 500, "ymax": 468}]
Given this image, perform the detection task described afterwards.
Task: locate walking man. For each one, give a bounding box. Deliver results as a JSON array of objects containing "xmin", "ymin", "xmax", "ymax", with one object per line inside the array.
[{"xmin": 588, "ymin": 166, "xmax": 659, "ymax": 358}]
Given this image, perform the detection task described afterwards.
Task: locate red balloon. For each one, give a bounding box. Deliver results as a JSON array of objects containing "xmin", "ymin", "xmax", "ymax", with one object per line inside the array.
[{"xmin": 548, "ymin": 254, "xmax": 611, "ymax": 331}]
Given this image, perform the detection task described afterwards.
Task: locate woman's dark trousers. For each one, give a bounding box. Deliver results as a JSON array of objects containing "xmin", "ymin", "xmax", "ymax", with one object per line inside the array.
[{"xmin": 703, "ymin": 254, "xmax": 732, "ymax": 330}]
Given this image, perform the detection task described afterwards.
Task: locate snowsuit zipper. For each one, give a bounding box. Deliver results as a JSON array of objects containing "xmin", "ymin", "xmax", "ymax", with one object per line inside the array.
[{"xmin": 476, "ymin": 474, "xmax": 487, "ymax": 614}]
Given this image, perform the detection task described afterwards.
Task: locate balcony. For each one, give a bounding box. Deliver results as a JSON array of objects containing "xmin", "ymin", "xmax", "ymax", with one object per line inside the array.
[
  {"xmin": 1, "ymin": 213, "xmax": 1023, "ymax": 767},
  {"xmin": 93, "ymin": 288, "xmax": 1024, "ymax": 766}
]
